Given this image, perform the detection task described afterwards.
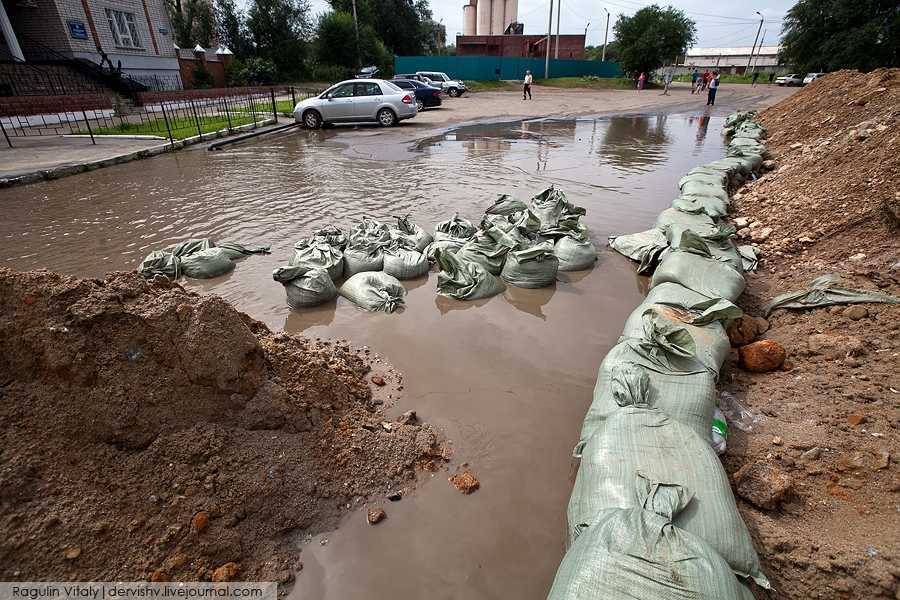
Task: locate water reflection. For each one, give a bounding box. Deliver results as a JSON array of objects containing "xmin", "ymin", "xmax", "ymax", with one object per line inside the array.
[
  {"xmin": 596, "ymin": 114, "xmax": 670, "ymax": 172},
  {"xmin": 503, "ymin": 284, "xmax": 557, "ymax": 320}
]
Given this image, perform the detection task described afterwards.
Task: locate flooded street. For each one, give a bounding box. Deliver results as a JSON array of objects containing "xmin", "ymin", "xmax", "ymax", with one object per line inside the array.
[{"xmin": 1, "ymin": 112, "xmax": 725, "ymax": 598}]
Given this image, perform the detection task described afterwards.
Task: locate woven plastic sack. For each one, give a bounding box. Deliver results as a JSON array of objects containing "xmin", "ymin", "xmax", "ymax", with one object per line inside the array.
[
  {"xmin": 343, "ymin": 245, "xmax": 384, "ymax": 277},
  {"xmin": 724, "ymin": 110, "xmax": 757, "ymax": 129},
  {"xmin": 339, "ymin": 271, "xmax": 406, "ymax": 313},
  {"xmin": 383, "ymin": 244, "xmax": 429, "ymax": 280},
  {"xmin": 180, "ymin": 247, "xmax": 236, "ymax": 279},
  {"xmin": 664, "ymin": 225, "xmax": 743, "ymax": 273},
  {"xmin": 501, "ymin": 242, "xmax": 559, "ymax": 288},
  {"xmin": 424, "ymin": 238, "xmax": 465, "ymax": 262},
  {"xmin": 435, "ymin": 213, "xmax": 476, "ymax": 241},
  {"xmin": 650, "ymin": 250, "xmax": 746, "ymax": 301},
  {"xmin": 291, "ymin": 239, "xmax": 344, "ymax": 281},
  {"xmin": 725, "ymin": 148, "xmax": 765, "ymax": 172},
  {"xmin": 138, "ymin": 251, "xmax": 181, "ymax": 279},
  {"xmin": 215, "ymin": 242, "xmax": 271, "ymax": 259},
  {"xmin": 555, "ymin": 235, "xmax": 597, "ymax": 271},
  {"xmin": 570, "ymin": 375, "xmax": 770, "ymax": 588},
  {"xmin": 485, "ymin": 194, "xmax": 528, "ymax": 216},
  {"xmin": 672, "ymin": 194, "xmax": 729, "ymax": 218},
  {"xmin": 734, "ymin": 120, "xmax": 767, "ymax": 140},
  {"xmin": 548, "ymin": 473, "xmax": 755, "ymax": 600},
  {"xmin": 655, "ymin": 208, "xmax": 716, "ymax": 230},
  {"xmin": 454, "ymin": 227, "xmax": 516, "ymax": 275},
  {"xmin": 391, "ymin": 215, "xmax": 433, "ymax": 252},
  {"xmin": 681, "ymin": 180, "xmax": 729, "ymax": 203},
  {"xmin": 273, "ymin": 266, "xmax": 337, "ymax": 309},
  {"xmin": 349, "ymin": 217, "xmax": 392, "ymax": 247},
  {"xmin": 679, "ymin": 171, "xmax": 729, "ymax": 190},
  {"xmin": 434, "ymin": 247, "xmax": 505, "ymax": 300},
  {"xmin": 764, "ymin": 274, "xmax": 900, "ymax": 315},
  {"xmin": 311, "ymin": 225, "xmax": 348, "ymax": 250},
  {"xmin": 608, "ymin": 228, "xmax": 667, "ymax": 274},
  {"xmin": 729, "ymin": 136, "xmax": 768, "ymax": 157}
]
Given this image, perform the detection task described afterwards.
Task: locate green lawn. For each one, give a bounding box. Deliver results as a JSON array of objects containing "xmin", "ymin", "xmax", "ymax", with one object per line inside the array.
[
  {"xmin": 532, "ymin": 76, "xmax": 658, "ymax": 90},
  {"xmin": 231, "ymin": 99, "xmax": 297, "ymax": 116},
  {"xmin": 674, "ymin": 73, "xmax": 776, "ymax": 85},
  {"xmin": 464, "ymin": 80, "xmax": 518, "ymax": 93},
  {"xmin": 84, "ymin": 114, "xmax": 259, "ymax": 140}
]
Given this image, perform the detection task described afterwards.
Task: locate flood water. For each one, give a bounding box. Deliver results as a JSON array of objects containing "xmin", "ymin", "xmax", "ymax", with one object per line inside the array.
[{"xmin": 0, "ymin": 112, "xmax": 724, "ymax": 598}]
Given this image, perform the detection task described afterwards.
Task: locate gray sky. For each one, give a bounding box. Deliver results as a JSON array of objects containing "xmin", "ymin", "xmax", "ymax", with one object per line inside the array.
[{"xmin": 305, "ymin": 0, "xmax": 792, "ymax": 48}]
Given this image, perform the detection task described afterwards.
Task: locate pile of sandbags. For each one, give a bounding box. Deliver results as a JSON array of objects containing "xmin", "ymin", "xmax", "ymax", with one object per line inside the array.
[
  {"xmin": 138, "ymin": 238, "xmax": 270, "ymax": 280},
  {"xmin": 549, "ymin": 112, "xmax": 774, "ymax": 598}
]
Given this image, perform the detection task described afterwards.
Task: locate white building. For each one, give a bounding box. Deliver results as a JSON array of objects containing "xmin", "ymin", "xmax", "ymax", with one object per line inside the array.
[{"xmin": 680, "ymin": 46, "xmax": 782, "ymax": 74}]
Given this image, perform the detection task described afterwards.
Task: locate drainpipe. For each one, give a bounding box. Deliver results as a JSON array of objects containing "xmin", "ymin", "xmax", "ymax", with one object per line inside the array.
[{"xmin": 0, "ymin": 0, "xmax": 25, "ymax": 61}]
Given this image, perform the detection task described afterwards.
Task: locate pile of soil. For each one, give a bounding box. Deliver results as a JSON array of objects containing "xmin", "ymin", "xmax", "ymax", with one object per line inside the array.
[
  {"xmin": 724, "ymin": 69, "xmax": 900, "ymax": 598},
  {"xmin": 0, "ymin": 269, "xmax": 448, "ymax": 583}
]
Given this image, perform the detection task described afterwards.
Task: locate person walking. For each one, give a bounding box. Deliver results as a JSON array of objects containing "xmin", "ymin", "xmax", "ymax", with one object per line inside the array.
[
  {"xmin": 523, "ymin": 70, "xmax": 533, "ymax": 100},
  {"xmin": 637, "ymin": 72, "xmax": 646, "ymax": 91},
  {"xmin": 700, "ymin": 69, "xmax": 710, "ymax": 91},
  {"xmin": 661, "ymin": 70, "xmax": 673, "ymax": 95},
  {"xmin": 751, "ymin": 71, "xmax": 760, "ymax": 86},
  {"xmin": 768, "ymin": 72, "xmax": 775, "ymax": 85},
  {"xmin": 706, "ymin": 70, "xmax": 720, "ymax": 106},
  {"xmin": 690, "ymin": 68, "xmax": 700, "ymax": 94}
]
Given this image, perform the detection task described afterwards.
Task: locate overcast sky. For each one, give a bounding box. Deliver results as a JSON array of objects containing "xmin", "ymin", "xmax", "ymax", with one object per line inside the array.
[{"xmin": 305, "ymin": 0, "xmax": 793, "ymax": 48}]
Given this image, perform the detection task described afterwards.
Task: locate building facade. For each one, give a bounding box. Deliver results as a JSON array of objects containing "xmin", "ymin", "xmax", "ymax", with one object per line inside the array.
[
  {"xmin": 1, "ymin": 0, "xmax": 181, "ymax": 88},
  {"xmin": 680, "ymin": 46, "xmax": 782, "ymax": 74}
]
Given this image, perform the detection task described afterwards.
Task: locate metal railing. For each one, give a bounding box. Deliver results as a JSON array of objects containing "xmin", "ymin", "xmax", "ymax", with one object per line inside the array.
[{"xmin": 1, "ymin": 46, "xmax": 103, "ymax": 96}]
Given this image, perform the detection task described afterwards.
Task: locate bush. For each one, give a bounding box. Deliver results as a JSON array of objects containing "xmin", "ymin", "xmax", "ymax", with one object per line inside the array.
[
  {"xmin": 309, "ymin": 63, "xmax": 355, "ymax": 84},
  {"xmin": 191, "ymin": 64, "xmax": 215, "ymax": 88},
  {"xmin": 224, "ymin": 57, "xmax": 248, "ymax": 87}
]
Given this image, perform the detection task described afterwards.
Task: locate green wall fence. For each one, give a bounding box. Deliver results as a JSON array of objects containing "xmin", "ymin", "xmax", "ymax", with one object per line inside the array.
[{"xmin": 394, "ymin": 55, "xmax": 622, "ymax": 81}]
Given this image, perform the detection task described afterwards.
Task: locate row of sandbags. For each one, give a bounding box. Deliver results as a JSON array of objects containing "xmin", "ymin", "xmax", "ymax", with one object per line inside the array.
[
  {"xmin": 137, "ymin": 239, "xmax": 270, "ymax": 279},
  {"xmin": 547, "ymin": 111, "xmax": 772, "ymax": 598},
  {"xmin": 272, "ymin": 186, "xmax": 598, "ymax": 313}
]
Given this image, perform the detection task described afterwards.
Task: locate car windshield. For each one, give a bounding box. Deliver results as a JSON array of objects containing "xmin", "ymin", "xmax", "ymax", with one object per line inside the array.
[{"xmin": 382, "ymin": 81, "xmax": 402, "ymax": 93}]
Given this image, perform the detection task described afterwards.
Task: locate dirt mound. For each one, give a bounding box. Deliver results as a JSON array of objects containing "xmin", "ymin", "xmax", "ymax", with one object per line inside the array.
[
  {"xmin": 0, "ymin": 269, "xmax": 447, "ymax": 582},
  {"xmin": 724, "ymin": 70, "xmax": 900, "ymax": 599}
]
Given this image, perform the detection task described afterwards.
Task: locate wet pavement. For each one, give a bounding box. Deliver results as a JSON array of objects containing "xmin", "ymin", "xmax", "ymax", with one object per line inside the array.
[{"xmin": 0, "ymin": 111, "xmax": 726, "ymax": 598}]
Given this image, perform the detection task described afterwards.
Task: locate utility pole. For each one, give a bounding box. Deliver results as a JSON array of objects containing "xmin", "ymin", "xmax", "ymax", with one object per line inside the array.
[
  {"xmin": 752, "ymin": 29, "xmax": 766, "ymax": 72},
  {"xmin": 351, "ymin": 0, "xmax": 360, "ymax": 69},
  {"xmin": 554, "ymin": 0, "xmax": 561, "ymax": 59},
  {"xmin": 601, "ymin": 8, "xmax": 609, "ymax": 62},
  {"xmin": 746, "ymin": 11, "xmax": 763, "ymax": 73},
  {"xmin": 584, "ymin": 21, "xmax": 590, "ymax": 38},
  {"xmin": 545, "ymin": 0, "xmax": 554, "ymax": 78}
]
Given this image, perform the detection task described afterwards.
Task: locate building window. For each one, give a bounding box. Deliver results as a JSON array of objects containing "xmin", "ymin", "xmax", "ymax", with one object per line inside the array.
[{"xmin": 104, "ymin": 8, "xmax": 142, "ymax": 49}]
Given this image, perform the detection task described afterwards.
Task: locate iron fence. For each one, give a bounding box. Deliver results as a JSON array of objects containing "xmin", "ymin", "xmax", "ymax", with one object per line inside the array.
[{"xmin": 0, "ymin": 86, "xmax": 319, "ymax": 148}]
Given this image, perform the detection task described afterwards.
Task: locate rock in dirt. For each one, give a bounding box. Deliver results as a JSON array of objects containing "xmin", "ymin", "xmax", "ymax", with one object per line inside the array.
[
  {"xmin": 807, "ymin": 333, "xmax": 865, "ymax": 360},
  {"xmin": 847, "ymin": 414, "xmax": 867, "ymax": 427},
  {"xmin": 191, "ymin": 511, "xmax": 209, "ymax": 533},
  {"xmin": 843, "ymin": 305, "xmax": 869, "ymax": 320},
  {"xmin": 64, "ymin": 547, "xmax": 82, "ymax": 561},
  {"xmin": 366, "ymin": 507, "xmax": 387, "ymax": 525},
  {"xmin": 211, "ymin": 562, "xmax": 239, "ymax": 582},
  {"xmin": 149, "ymin": 570, "xmax": 169, "ymax": 582},
  {"xmin": 733, "ymin": 461, "xmax": 793, "ymax": 510},
  {"xmin": 371, "ymin": 374, "xmax": 386, "ymax": 386},
  {"xmin": 751, "ymin": 226, "xmax": 773, "ymax": 242},
  {"xmin": 739, "ymin": 339, "xmax": 787, "ymax": 372},
  {"xmin": 449, "ymin": 468, "xmax": 480, "ymax": 495},
  {"xmin": 727, "ymin": 315, "xmax": 768, "ymax": 346},
  {"xmin": 398, "ymin": 410, "xmax": 417, "ymax": 425}
]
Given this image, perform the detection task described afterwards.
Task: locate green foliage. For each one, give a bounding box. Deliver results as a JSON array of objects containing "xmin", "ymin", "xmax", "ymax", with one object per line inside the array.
[
  {"xmin": 247, "ymin": 0, "xmax": 311, "ymax": 79},
  {"xmin": 585, "ymin": 41, "xmax": 620, "ymax": 63},
  {"xmin": 326, "ymin": 0, "xmax": 434, "ymax": 55},
  {"xmin": 613, "ymin": 5, "xmax": 696, "ymax": 76},
  {"xmin": 223, "ymin": 57, "xmax": 248, "ymax": 86},
  {"xmin": 191, "ymin": 63, "xmax": 215, "ymax": 88},
  {"xmin": 313, "ymin": 10, "xmax": 393, "ymax": 75},
  {"xmin": 214, "ymin": 0, "xmax": 251, "ymax": 55},
  {"xmin": 779, "ymin": 0, "xmax": 900, "ymax": 73},
  {"xmin": 167, "ymin": 0, "xmax": 215, "ymax": 48}
]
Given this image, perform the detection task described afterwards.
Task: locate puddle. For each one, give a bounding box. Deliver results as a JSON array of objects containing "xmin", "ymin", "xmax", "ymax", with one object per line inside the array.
[{"xmin": 0, "ymin": 112, "xmax": 724, "ymax": 598}]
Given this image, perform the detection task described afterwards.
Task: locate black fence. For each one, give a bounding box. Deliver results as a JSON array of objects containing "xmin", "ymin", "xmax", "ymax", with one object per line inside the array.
[{"xmin": 0, "ymin": 87, "xmax": 318, "ymax": 148}]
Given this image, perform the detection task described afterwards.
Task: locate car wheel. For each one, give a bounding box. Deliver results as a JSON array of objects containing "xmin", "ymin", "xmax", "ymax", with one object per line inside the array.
[
  {"xmin": 447, "ymin": 88, "xmax": 459, "ymax": 97},
  {"xmin": 416, "ymin": 99, "xmax": 424, "ymax": 112},
  {"xmin": 377, "ymin": 108, "xmax": 396, "ymax": 127},
  {"xmin": 303, "ymin": 110, "xmax": 322, "ymax": 129}
]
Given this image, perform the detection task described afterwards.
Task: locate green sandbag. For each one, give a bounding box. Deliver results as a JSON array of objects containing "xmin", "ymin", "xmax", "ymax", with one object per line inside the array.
[
  {"xmin": 730, "ymin": 136, "xmax": 768, "ymax": 157},
  {"xmin": 555, "ymin": 235, "xmax": 597, "ymax": 271},
  {"xmin": 738, "ymin": 244, "xmax": 758, "ymax": 272},
  {"xmin": 180, "ymin": 247, "xmax": 235, "ymax": 279},
  {"xmin": 643, "ymin": 282, "xmax": 742, "ymax": 323},
  {"xmin": 138, "ymin": 250, "xmax": 181, "ymax": 279},
  {"xmin": 608, "ymin": 228, "xmax": 668, "ymax": 274},
  {"xmin": 655, "ymin": 208, "xmax": 715, "ymax": 230},
  {"xmin": 651, "ymin": 250, "xmax": 746, "ymax": 301},
  {"xmin": 272, "ymin": 266, "xmax": 337, "ymax": 309},
  {"xmin": 764, "ymin": 274, "xmax": 900, "ymax": 315},
  {"xmin": 734, "ymin": 120, "xmax": 767, "ymax": 140},
  {"xmin": 339, "ymin": 271, "xmax": 406, "ymax": 313},
  {"xmin": 312, "ymin": 225, "xmax": 348, "ymax": 250},
  {"xmin": 703, "ymin": 157, "xmax": 752, "ymax": 180},
  {"xmin": 501, "ymin": 242, "xmax": 559, "ymax": 288},
  {"xmin": 215, "ymin": 242, "xmax": 271, "ymax": 259},
  {"xmin": 383, "ymin": 243, "xmax": 429, "ymax": 280},
  {"xmin": 434, "ymin": 247, "xmax": 506, "ymax": 300},
  {"xmin": 290, "ymin": 239, "xmax": 344, "ymax": 281},
  {"xmin": 166, "ymin": 238, "xmax": 214, "ymax": 256},
  {"xmin": 485, "ymin": 194, "xmax": 528, "ymax": 216},
  {"xmin": 548, "ymin": 473, "xmax": 755, "ymax": 600},
  {"xmin": 672, "ymin": 194, "xmax": 730, "ymax": 218},
  {"xmin": 666, "ymin": 225, "xmax": 742, "ymax": 273},
  {"xmin": 455, "ymin": 227, "xmax": 516, "ymax": 275},
  {"xmin": 530, "ymin": 186, "xmax": 585, "ymax": 231},
  {"xmin": 569, "ymin": 378, "xmax": 770, "ymax": 588},
  {"xmin": 349, "ymin": 217, "xmax": 392, "ymax": 247},
  {"xmin": 391, "ymin": 215, "xmax": 433, "ymax": 252},
  {"xmin": 424, "ymin": 238, "xmax": 465, "ymax": 262},
  {"xmin": 343, "ymin": 244, "xmax": 384, "ymax": 277},
  {"xmin": 679, "ymin": 171, "xmax": 729, "ymax": 190},
  {"xmin": 435, "ymin": 213, "xmax": 476, "ymax": 240},
  {"xmin": 480, "ymin": 213, "xmax": 535, "ymax": 248},
  {"xmin": 680, "ymin": 180, "xmax": 729, "ymax": 202},
  {"xmin": 724, "ymin": 110, "xmax": 757, "ymax": 129}
]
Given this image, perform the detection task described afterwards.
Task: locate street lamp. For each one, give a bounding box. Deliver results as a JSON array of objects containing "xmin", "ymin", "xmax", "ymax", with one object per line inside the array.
[
  {"xmin": 601, "ymin": 8, "xmax": 610, "ymax": 62},
  {"xmin": 746, "ymin": 11, "xmax": 763, "ymax": 73}
]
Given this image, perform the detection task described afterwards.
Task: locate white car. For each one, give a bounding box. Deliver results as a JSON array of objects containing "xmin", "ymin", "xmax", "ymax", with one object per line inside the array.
[
  {"xmin": 415, "ymin": 71, "xmax": 467, "ymax": 97},
  {"xmin": 802, "ymin": 72, "xmax": 825, "ymax": 85},
  {"xmin": 775, "ymin": 73, "xmax": 804, "ymax": 87},
  {"xmin": 293, "ymin": 79, "xmax": 417, "ymax": 128}
]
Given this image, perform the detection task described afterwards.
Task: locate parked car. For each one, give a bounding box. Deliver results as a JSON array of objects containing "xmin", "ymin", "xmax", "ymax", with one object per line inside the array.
[
  {"xmin": 393, "ymin": 73, "xmax": 436, "ymax": 86},
  {"xmin": 415, "ymin": 71, "xmax": 467, "ymax": 97},
  {"xmin": 355, "ymin": 66, "xmax": 379, "ymax": 79},
  {"xmin": 293, "ymin": 79, "xmax": 416, "ymax": 128},
  {"xmin": 391, "ymin": 79, "xmax": 442, "ymax": 111},
  {"xmin": 802, "ymin": 72, "xmax": 826, "ymax": 85},
  {"xmin": 775, "ymin": 73, "xmax": 804, "ymax": 87}
]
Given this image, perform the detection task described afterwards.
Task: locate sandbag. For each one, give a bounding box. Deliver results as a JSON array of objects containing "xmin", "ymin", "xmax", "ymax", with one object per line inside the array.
[
  {"xmin": 764, "ymin": 273, "xmax": 900, "ymax": 315},
  {"xmin": 339, "ymin": 271, "xmax": 406, "ymax": 313},
  {"xmin": 272, "ymin": 266, "xmax": 337, "ymax": 309},
  {"xmin": 343, "ymin": 244, "xmax": 384, "ymax": 277},
  {"xmin": 215, "ymin": 242, "xmax": 271, "ymax": 259},
  {"xmin": 725, "ymin": 149, "xmax": 765, "ymax": 172},
  {"xmin": 435, "ymin": 213, "xmax": 476, "ymax": 240},
  {"xmin": 382, "ymin": 244, "xmax": 429, "ymax": 280},
  {"xmin": 485, "ymin": 194, "xmax": 528, "ymax": 216},
  {"xmin": 530, "ymin": 186, "xmax": 585, "ymax": 231},
  {"xmin": 679, "ymin": 171, "xmax": 729, "ymax": 190},
  {"xmin": 608, "ymin": 228, "xmax": 667, "ymax": 274},
  {"xmin": 664, "ymin": 225, "xmax": 743, "ymax": 273},
  {"xmin": 724, "ymin": 110, "xmax": 757, "ymax": 129},
  {"xmin": 672, "ymin": 194, "xmax": 730, "ymax": 218},
  {"xmin": 290, "ymin": 239, "xmax": 344, "ymax": 280},
  {"xmin": 391, "ymin": 215, "xmax": 433, "ymax": 252},
  {"xmin": 569, "ymin": 376, "xmax": 770, "ymax": 587},
  {"xmin": 651, "ymin": 250, "xmax": 746, "ymax": 301},
  {"xmin": 454, "ymin": 227, "xmax": 516, "ymax": 275},
  {"xmin": 729, "ymin": 136, "xmax": 769, "ymax": 157},
  {"xmin": 680, "ymin": 180, "xmax": 729, "ymax": 202},
  {"xmin": 166, "ymin": 238, "xmax": 214, "ymax": 256},
  {"xmin": 555, "ymin": 235, "xmax": 597, "ymax": 271},
  {"xmin": 434, "ymin": 247, "xmax": 506, "ymax": 300},
  {"xmin": 548, "ymin": 473, "xmax": 755, "ymax": 600},
  {"xmin": 349, "ymin": 217, "xmax": 392, "ymax": 247},
  {"xmin": 500, "ymin": 242, "xmax": 558, "ymax": 288},
  {"xmin": 138, "ymin": 250, "xmax": 181, "ymax": 279},
  {"xmin": 180, "ymin": 247, "xmax": 235, "ymax": 279},
  {"xmin": 655, "ymin": 208, "xmax": 715, "ymax": 230},
  {"xmin": 312, "ymin": 225, "xmax": 348, "ymax": 250},
  {"xmin": 424, "ymin": 238, "xmax": 465, "ymax": 262}
]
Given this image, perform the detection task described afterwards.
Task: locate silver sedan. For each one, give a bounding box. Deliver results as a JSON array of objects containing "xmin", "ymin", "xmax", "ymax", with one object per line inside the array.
[{"xmin": 293, "ymin": 79, "xmax": 417, "ymax": 128}]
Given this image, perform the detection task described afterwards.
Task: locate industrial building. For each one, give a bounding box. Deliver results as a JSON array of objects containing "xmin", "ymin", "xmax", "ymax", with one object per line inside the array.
[
  {"xmin": 457, "ymin": 0, "xmax": 586, "ymax": 59},
  {"xmin": 680, "ymin": 46, "xmax": 782, "ymax": 74}
]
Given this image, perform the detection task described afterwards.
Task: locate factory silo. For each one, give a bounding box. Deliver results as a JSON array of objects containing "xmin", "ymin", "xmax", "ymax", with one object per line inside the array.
[
  {"xmin": 476, "ymin": 0, "xmax": 492, "ymax": 35},
  {"xmin": 463, "ymin": 2, "xmax": 477, "ymax": 36},
  {"xmin": 490, "ymin": 0, "xmax": 505, "ymax": 34},
  {"xmin": 503, "ymin": 0, "xmax": 518, "ymax": 31}
]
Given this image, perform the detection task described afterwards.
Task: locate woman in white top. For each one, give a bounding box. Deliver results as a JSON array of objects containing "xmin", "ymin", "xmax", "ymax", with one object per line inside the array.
[{"xmin": 523, "ymin": 70, "xmax": 533, "ymax": 100}]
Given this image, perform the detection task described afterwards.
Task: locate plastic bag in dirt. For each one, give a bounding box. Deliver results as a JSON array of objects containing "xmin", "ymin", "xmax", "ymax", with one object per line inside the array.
[
  {"xmin": 764, "ymin": 273, "xmax": 900, "ymax": 316},
  {"xmin": 435, "ymin": 213, "xmax": 477, "ymax": 241},
  {"xmin": 712, "ymin": 407, "xmax": 728, "ymax": 454},
  {"xmin": 349, "ymin": 217, "xmax": 392, "ymax": 247},
  {"xmin": 343, "ymin": 244, "xmax": 384, "ymax": 277},
  {"xmin": 382, "ymin": 243, "xmax": 429, "ymax": 280},
  {"xmin": 434, "ymin": 247, "xmax": 506, "ymax": 300},
  {"xmin": 180, "ymin": 248, "xmax": 236, "ymax": 279},
  {"xmin": 312, "ymin": 225, "xmax": 348, "ymax": 250},
  {"xmin": 548, "ymin": 473, "xmax": 755, "ymax": 600},
  {"xmin": 454, "ymin": 227, "xmax": 517, "ymax": 275},
  {"xmin": 290, "ymin": 239, "xmax": 344, "ymax": 281},
  {"xmin": 718, "ymin": 391, "xmax": 766, "ymax": 432},
  {"xmin": 272, "ymin": 265, "xmax": 337, "ymax": 309},
  {"xmin": 391, "ymin": 215, "xmax": 434, "ymax": 252},
  {"xmin": 555, "ymin": 234, "xmax": 597, "ymax": 271},
  {"xmin": 338, "ymin": 271, "xmax": 406, "ymax": 313},
  {"xmin": 650, "ymin": 249, "xmax": 746, "ymax": 302},
  {"xmin": 500, "ymin": 242, "xmax": 559, "ymax": 288},
  {"xmin": 570, "ymin": 368, "xmax": 770, "ymax": 588},
  {"xmin": 485, "ymin": 194, "xmax": 528, "ymax": 217}
]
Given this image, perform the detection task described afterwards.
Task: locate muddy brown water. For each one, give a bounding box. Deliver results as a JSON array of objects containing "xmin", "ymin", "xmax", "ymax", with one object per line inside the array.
[{"xmin": 1, "ymin": 112, "xmax": 725, "ymax": 598}]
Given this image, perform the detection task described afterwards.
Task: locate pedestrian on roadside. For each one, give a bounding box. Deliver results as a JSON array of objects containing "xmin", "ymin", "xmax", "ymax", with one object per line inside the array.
[
  {"xmin": 637, "ymin": 72, "xmax": 646, "ymax": 91},
  {"xmin": 706, "ymin": 70, "xmax": 720, "ymax": 106},
  {"xmin": 523, "ymin": 70, "xmax": 533, "ymax": 100},
  {"xmin": 751, "ymin": 71, "xmax": 760, "ymax": 86},
  {"xmin": 690, "ymin": 68, "xmax": 700, "ymax": 94},
  {"xmin": 768, "ymin": 72, "xmax": 775, "ymax": 85},
  {"xmin": 661, "ymin": 70, "xmax": 673, "ymax": 95},
  {"xmin": 701, "ymin": 69, "xmax": 710, "ymax": 91}
]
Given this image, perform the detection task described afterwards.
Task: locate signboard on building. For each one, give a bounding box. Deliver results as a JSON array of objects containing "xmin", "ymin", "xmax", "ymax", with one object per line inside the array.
[{"xmin": 67, "ymin": 19, "xmax": 89, "ymax": 40}]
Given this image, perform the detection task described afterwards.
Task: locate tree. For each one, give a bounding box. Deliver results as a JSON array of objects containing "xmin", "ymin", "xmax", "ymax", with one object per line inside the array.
[
  {"xmin": 167, "ymin": 0, "xmax": 215, "ymax": 48},
  {"xmin": 613, "ymin": 5, "xmax": 696, "ymax": 76},
  {"xmin": 214, "ymin": 0, "xmax": 251, "ymax": 56},
  {"xmin": 246, "ymin": 0, "xmax": 311, "ymax": 78},
  {"xmin": 585, "ymin": 41, "xmax": 621, "ymax": 63},
  {"xmin": 314, "ymin": 10, "xmax": 392, "ymax": 74},
  {"xmin": 779, "ymin": 0, "xmax": 900, "ymax": 73},
  {"xmin": 326, "ymin": 0, "xmax": 432, "ymax": 55}
]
